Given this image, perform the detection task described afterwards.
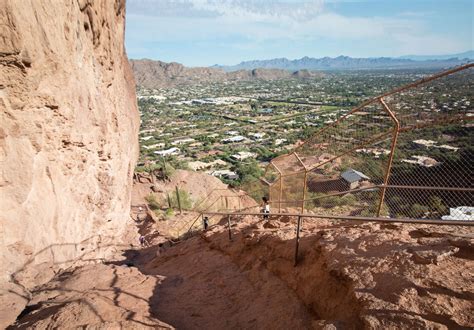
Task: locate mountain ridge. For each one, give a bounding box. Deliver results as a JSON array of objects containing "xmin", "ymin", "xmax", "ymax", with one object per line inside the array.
[
  {"xmin": 212, "ymin": 52, "xmax": 473, "ymax": 71},
  {"xmin": 130, "ymin": 58, "xmax": 324, "ymax": 89}
]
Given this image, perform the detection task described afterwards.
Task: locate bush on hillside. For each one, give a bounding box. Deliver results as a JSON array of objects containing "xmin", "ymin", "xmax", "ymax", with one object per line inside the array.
[
  {"xmin": 145, "ymin": 194, "xmax": 160, "ymax": 210},
  {"xmin": 170, "ymin": 188, "xmax": 193, "ymax": 210}
]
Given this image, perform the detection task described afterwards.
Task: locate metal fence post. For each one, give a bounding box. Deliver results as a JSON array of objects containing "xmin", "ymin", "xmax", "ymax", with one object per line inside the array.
[
  {"xmin": 301, "ymin": 171, "xmax": 308, "ymax": 213},
  {"xmin": 279, "ymin": 177, "xmax": 283, "ymax": 213},
  {"xmin": 227, "ymin": 214, "xmax": 232, "ymax": 241},
  {"xmin": 294, "ymin": 216, "xmax": 302, "ymax": 266},
  {"xmin": 377, "ymin": 98, "xmax": 400, "ymax": 217},
  {"xmin": 176, "ymin": 186, "xmax": 182, "ymax": 214}
]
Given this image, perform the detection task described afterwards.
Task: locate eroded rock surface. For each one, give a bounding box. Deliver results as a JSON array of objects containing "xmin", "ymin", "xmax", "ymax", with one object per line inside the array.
[{"xmin": 0, "ymin": 0, "xmax": 139, "ymax": 321}]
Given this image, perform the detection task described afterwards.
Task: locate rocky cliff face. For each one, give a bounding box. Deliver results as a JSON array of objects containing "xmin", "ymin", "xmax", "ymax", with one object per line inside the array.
[{"xmin": 0, "ymin": 0, "xmax": 139, "ymax": 288}]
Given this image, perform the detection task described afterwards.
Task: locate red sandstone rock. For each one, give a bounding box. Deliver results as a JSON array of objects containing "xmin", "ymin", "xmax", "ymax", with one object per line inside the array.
[{"xmin": 0, "ymin": 1, "xmax": 139, "ymax": 325}]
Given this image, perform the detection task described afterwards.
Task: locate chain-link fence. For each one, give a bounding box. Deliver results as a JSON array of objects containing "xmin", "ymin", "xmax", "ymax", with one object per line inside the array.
[
  {"xmin": 261, "ymin": 64, "xmax": 474, "ymax": 222},
  {"xmin": 175, "ymin": 188, "xmax": 260, "ymax": 237}
]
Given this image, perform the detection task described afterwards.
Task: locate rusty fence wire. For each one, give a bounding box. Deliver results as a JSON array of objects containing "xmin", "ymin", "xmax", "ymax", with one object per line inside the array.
[{"xmin": 261, "ymin": 63, "xmax": 474, "ymax": 222}]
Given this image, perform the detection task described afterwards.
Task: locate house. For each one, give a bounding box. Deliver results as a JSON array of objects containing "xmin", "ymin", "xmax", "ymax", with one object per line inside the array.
[
  {"xmin": 154, "ymin": 147, "xmax": 180, "ymax": 157},
  {"xmin": 221, "ymin": 136, "xmax": 245, "ymax": 143},
  {"xmin": 437, "ymin": 145, "xmax": 459, "ymax": 152},
  {"xmin": 188, "ymin": 159, "xmax": 228, "ymax": 171},
  {"xmin": 442, "ymin": 206, "xmax": 474, "ymax": 221},
  {"xmin": 356, "ymin": 148, "xmax": 390, "ymax": 159},
  {"xmin": 231, "ymin": 151, "xmax": 256, "ymax": 161},
  {"xmin": 172, "ymin": 138, "xmax": 195, "ymax": 145},
  {"xmin": 258, "ymin": 108, "xmax": 273, "ymax": 114},
  {"xmin": 248, "ymin": 132, "xmax": 265, "ymax": 141},
  {"xmin": 275, "ymin": 138, "xmax": 287, "ymax": 146},
  {"xmin": 402, "ymin": 155, "xmax": 440, "ymax": 167},
  {"xmin": 211, "ymin": 170, "xmax": 239, "ymax": 180},
  {"xmin": 413, "ymin": 139, "xmax": 437, "ymax": 148},
  {"xmin": 341, "ymin": 169, "xmax": 370, "ymax": 189},
  {"xmin": 143, "ymin": 143, "xmax": 165, "ymax": 150}
]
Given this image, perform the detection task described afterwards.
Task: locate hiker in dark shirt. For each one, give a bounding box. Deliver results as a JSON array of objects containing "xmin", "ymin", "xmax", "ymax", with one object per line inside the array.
[
  {"xmin": 262, "ymin": 197, "xmax": 270, "ymax": 220},
  {"xmin": 203, "ymin": 216, "xmax": 209, "ymax": 230}
]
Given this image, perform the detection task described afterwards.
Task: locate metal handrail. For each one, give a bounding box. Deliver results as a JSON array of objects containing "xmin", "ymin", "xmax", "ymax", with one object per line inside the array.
[
  {"xmin": 175, "ymin": 189, "xmax": 258, "ymax": 237},
  {"xmin": 198, "ymin": 210, "xmax": 473, "ymax": 266},
  {"xmin": 202, "ymin": 211, "xmax": 474, "ymax": 226}
]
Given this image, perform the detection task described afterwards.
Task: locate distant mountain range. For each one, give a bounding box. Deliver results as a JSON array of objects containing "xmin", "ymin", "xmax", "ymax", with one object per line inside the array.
[
  {"xmin": 213, "ymin": 52, "xmax": 473, "ymax": 72},
  {"xmin": 130, "ymin": 52, "xmax": 473, "ymax": 89},
  {"xmin": 130, "ymin": 59, "xmax": 324, "ymax": 89},
  {"xmin": 399, "ymin": 50, "xmax": 474, "ymax": 61}
]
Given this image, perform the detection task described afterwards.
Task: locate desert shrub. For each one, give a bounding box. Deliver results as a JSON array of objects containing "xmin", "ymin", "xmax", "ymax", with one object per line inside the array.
[
  {"xmin": 162, "ymin": 163, "xmax": 176, "ymax": 179},
  {"xmin": 340, "ymin": 194, "xmax": 357, "ymax": 206},
  {"xmin": 170, "ymin": 188, "xmax": 193, "ymax": 210},
  {"xmin": 309, "ymin": 192, "xmax": 326, "ymax": 208},
  {"xmin": 165, "ymin": 208, "xmax": 174, "ymax": 217},
  {"xmin": 321, "ymin": 196, "xmax": 341, "ymax": 208},
  {"xmin": 241, "ymin": 180, "xmax": 266, "ymax": 203},
  {"xmin": 236, "ymin": 160, "xmax": 263, "ymax": 185},
  {"xmin": 429, "ymin": 196, "xmax": 447, "ymax": 215},
  {"xmin": 145, "ymin": 194, "xmax": 160, "ymax": 210},
  {"xmin": 410, "ymin": 203, "xmax": 429, "ymax": 218},
  {"xmin": 360, "ymin": 202, "xmax": 389, "ymax": 217},
  {"xmin": 135, "ymin": 165, "xmax": 147, "ymax": 173}
]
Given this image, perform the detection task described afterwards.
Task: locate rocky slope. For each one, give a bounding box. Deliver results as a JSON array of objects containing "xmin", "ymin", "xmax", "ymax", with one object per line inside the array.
[
  {"xmin": 130, "ymin": 59, "xmax": 324, "ymax": 89},
  {"xmin": 0, "ymin": 0, "xmax": 139, "ymax": 314},
  {"xmin": 10, "ymin": 215, "xmax": 473, "ymax": 328}
]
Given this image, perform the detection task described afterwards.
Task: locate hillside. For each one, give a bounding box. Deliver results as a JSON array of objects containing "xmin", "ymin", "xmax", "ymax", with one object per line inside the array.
[
  {"xmin": 130, "ymin": 59, "xmax": 324, "ymax": 88},
  {"xmin": 215, "ymin": 55, "xmax": 472, "ymax": 71}
]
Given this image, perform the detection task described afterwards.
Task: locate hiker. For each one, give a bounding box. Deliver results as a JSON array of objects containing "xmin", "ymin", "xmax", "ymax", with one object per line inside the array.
[
  {"xmin": 262, "ymin": 197, "xmax": 270, "ymax": 220},
  {"xmin": 203, "ymin": 216, "xmax": 209, "ymax": 230},
  {"xmin": 139, "ymin": 235, "xmax": 148, "ymax": 247}
]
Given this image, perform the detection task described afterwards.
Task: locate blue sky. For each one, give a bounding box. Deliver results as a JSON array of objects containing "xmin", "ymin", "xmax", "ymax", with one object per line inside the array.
[{"xmin": 125, "ymin": 0, "xmax": 473, "ymax": 67}]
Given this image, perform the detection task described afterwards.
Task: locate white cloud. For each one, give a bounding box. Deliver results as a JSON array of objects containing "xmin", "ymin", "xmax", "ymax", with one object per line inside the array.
[
  {"xmin": 127, "ymin": 9, "xmax": 423, "ymax": 43},
  {"xmin": 189, "ymin": 0, "xmax": 325, "ymax": 21},
  {"xmin": 126, "ymin": 0, "xmax": 472, "ymax": 62},
  {"xmin": 127, "ymin": 0, "xmax": 325, "ymax": 20}
]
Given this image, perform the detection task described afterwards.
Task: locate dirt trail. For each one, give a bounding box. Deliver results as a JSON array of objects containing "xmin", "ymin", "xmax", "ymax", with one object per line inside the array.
[{"xmin": 136, "ymin": 236, "xmax": 315, "ymax": 329}]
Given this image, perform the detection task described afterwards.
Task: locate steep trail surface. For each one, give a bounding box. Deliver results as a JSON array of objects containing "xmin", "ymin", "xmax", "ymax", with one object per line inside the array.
[
  {"xmin": 8, "ymin": 214, "xmax": 474, "ymax": 328},
  {"xmin": 140, "ymin": 237, "xmax": 315, "ymax": 329}
]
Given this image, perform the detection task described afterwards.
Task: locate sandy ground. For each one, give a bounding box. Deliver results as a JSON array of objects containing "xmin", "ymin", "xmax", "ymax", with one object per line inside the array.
[
  {"xmin": 5, "ymin": 211, "xmax": 474, "ymax": 328},
  {"xmin": 200, "ymin": 216, "xmax": 474, "ymax": 328}
]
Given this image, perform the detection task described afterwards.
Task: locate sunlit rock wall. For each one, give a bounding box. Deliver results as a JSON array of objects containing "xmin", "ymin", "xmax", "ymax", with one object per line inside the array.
[{"xmin": 0, "ymin": 0, "xmax": 139, "ymax": 285}]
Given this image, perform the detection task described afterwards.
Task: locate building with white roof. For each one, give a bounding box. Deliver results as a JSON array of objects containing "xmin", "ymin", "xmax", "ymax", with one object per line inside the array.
[
  {"xmin": 154, "ymin": 147, "xmax": 180, "ymax": 157},
  {"xmin": 231, "ymin": 151, "xmax": 257, "ymax": 161},
  {"xmin": 222, "ymin": 136, "xmax": 245, "ymax": 143}
]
